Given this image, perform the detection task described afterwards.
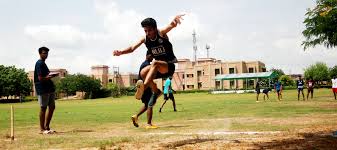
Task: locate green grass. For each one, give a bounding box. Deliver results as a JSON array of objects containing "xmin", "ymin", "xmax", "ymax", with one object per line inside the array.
[{"xmin": 0, "ymin": 88, "xmax": 336, "ymax": 149}]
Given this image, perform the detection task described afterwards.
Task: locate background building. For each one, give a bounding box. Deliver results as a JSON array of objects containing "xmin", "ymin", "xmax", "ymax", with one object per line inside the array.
[{"xmin": 172, "ymin": 58, "xmax": 266, "ymax": 91}]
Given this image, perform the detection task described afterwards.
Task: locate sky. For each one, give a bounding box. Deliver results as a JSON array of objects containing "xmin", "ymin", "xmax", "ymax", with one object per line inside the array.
[{"xmin": 0, "ymin": 0, "xmax": 336, "ymax": 75}]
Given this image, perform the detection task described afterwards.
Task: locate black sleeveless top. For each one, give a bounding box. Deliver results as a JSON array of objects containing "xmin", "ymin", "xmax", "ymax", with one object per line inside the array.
[{"xmin": 145, "ymin": 31, "xmax": 177, "ymax": 63}]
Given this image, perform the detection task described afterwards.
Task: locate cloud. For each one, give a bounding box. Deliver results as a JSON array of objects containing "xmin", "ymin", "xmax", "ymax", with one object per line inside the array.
[
  {"xmin": 10, "ymin": 0, "xmax": 336, "ymax": 75},
  {"xmin": 24, "ymin": 25, "xmax": 88, "ymax": 49},
  {"xmin": 22, "ymin": 0, "xmax": 205, "ymax": 74},
  {"xmin": 95, "ymin": 0, "xmax": 145, "ymax": 39}
]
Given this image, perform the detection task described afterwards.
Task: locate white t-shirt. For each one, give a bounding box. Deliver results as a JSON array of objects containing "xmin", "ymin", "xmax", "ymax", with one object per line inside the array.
[{"xmin": 332, "ymin": 78, "xmax": 337, "ymax": 88}]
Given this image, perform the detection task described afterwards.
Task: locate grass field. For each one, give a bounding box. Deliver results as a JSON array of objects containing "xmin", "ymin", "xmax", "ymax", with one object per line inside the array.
[{"xmin": 1, "ymin": 89, "xmax": 337, "ymax": 149}]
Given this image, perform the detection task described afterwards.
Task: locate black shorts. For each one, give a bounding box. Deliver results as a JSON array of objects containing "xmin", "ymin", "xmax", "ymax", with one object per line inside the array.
[
  {"xmin": 256, "ymin": 89, "xmax": 260, "ymax": 94},
  {"xmin": 298, "ymin": 88, "xmax": 304, "ymax": 92},
  {"xmin": 262, "ymin": 89, "xmax": 269, "ymax": 94},
  {"xmin": 155, "ymin": 63, "xmax": 175, "ymax": 79},
  {"xmin": 308, "ymin": 88, "xmax": 314, "ymax": 93},
  {"xmin": 164, "ymin": 93, "xmax": 174, "ymax": 100},
  {"xmin": 141, "ymin": 88, "xmax": 156, "ymax": 107}
]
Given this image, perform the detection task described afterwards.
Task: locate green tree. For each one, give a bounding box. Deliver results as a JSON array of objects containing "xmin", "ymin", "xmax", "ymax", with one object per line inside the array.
[
  {"xmin": 57, "ymin": 75, "xmax": 77, "ymax": 95},
  {"xmin": 75, "ymin": 74, "xmax": 101, "ymax": 94},
  {"xmin": 270, "ymin": 68, "xmax": 285, "ymax": 80},
  {"xmin": 56, "ymin": 74, "xmax": 101, "ymax": 99},
  {"xmin": 329, "ymin": 65, "xmax": 337, "ymax": 78},
  {"xmin": 0, "ymin": 65, "xmax": 6, "ymax": 97},
  {"xmin": 304, "ymin": 62, "xmax": 330, "ymax": 84},
  {"xmin": 279, "ymin": 75, "xmax": 295, "ymax": 86},
  {"xmin": 302, "ymin": 0, "xmax": 337, "ymax": 50},
  {"xmin": 0, "ymin": 65, "xmax": 31, "ymax": 99},
  {"xmin": 107, "ymin": 83, "xmax": 120, "ymax": 97}
]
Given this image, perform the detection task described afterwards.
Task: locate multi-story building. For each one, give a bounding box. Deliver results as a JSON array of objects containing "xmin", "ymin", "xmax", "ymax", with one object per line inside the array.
[
  {"xmin": 91, "ymin": 65, "xmax": 109, "ymax": 87},
  {"xmin": 91, "ymin": 66, "xmax": 140, "ymax": 88},
  {"xmin": 91, "ymin": 58, "xmax": 266, "ymax": 91},
  {"xmin": 172, "ymin": 58, "xmax": 266, "ymax": 90}
]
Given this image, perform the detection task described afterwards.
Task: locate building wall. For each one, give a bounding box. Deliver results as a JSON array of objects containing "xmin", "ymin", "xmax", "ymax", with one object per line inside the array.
[
  {"xmin": 91, "ymin": 65, "xmax": 109, "ymax": 87},
  {"xmin": 108, "ymin": 74, "xmax": 139, "ymax": 87},
  {"xmin": 172, "ymin": 58, "xmax": 266, "ymax": 91}
]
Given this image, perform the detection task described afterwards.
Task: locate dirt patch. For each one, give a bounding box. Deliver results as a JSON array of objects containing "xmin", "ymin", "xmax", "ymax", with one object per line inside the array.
[
  {"xmin": 103, "ymin": 117, "xmax": 337, "ymax": 150},
  {"xmin": 161, "ymin": 138, "xmax": 220, "ymax": 149}
]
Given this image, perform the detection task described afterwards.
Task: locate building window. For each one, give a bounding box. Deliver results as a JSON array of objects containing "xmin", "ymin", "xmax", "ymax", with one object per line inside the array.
[
  {"xmin": 109, "ymin": 79, "xmax": 113, "ymax": 83},
  {"xmin": 197, "ymin": 71, "xmax": 202, "ymax": 77},
  {"xmin": 187, "ymin": 85, "xmax": 194, "ymax": 89},
  {"xmin": 249, "ymin": 80, "xmax": 255, "ymax": 88},
  {"xmin": 198, "ymin": 82, "xmax": 202, "ymax": 89},
  {"xmin": 249, "ymin": 68, "xmax": 254, "ymax": 73},
  {"xmin": 215, "ymin": 69, "xmax": 220, "ymax": 76},
  {"xmin": 229, "ymin": 68, "xmax": 235, "ymax": 74},
  {"xmin": 182, "ymin": 74, "xmax": 185, "ymax": 79},
  {"xmin": 262, "ymin": 68, "xmax": 266, "ymax": 72},
  {"xmin": 187, "ymin": 74, "xmax": 194, "ymax": 78},
  {"xmin": 230, "ymin": 80, "xmax": 235, "ymax": 89},
  {"xmin": 215, "ymin": 81, "xmax": 221, "ymax": 89},
  {"xmin": 132, "ymin": 79, "xmax": 138, "ymax": 84}
]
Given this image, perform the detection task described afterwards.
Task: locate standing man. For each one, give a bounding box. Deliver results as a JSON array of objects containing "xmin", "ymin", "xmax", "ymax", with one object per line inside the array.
[
  {"xmin": 274, "ymin": 79, "xmax": 283, "ymax": 101},
  {"xmin": 34, "ymin": 47, "xmax": 58, "ymax": 134},
  {"xmin": 255, "ymin": 80, "xmax": 261, "ymax": 102},
  {"xmin": 159, "ymin": 76, "xmax": 177, "ymax": 112},
  {"xmin": 307, "ymin": 78, "xmax": 315, "ymax": 100},
  {"xmin": 332, "ymin": 76, "xmax": 337, "ymax": 100},
  {"xmin": 297, "ymin": 76, "xmax": 305, "ymax": 101},
  {"xmin": 131, "ymin": 52, "xmax": 159, "ymax": 129}
]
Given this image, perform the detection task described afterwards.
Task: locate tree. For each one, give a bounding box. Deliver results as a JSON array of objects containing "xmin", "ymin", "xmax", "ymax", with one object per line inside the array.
[
  {"xmin": 56, "ymin": 75, "xmax": 77, "ymax": 96},
  {"xmin": 304, "ymin": 62, "xmax": 330, "ymax": 84},
  {"xmin": 107, "ymin": 83, "xmax": 120, "ymax": 97},
  {"xmin": 56, "ymin": 74, "xmax": 101, "ymax": 99},
  {"xmin": 0, "ymin": 65, "xmax": 6, "ymax": 97},
  {"xmin": 329, "ymin": 65, "xmax": 337, "ymax": 78},
  {"xmin": 279, "ymin": 75, "xmax": 295, "ymax": 86},
  {"xmin": 269, "ymin": 68, "xmax": 285, "ymax": 80},
  {"xmin": 0, "ymin": 65, "xmax": 31, "ymax": 99},
  {"xmin": 302, "ymin": 0, "xmax": 337, "ymax": 50}
]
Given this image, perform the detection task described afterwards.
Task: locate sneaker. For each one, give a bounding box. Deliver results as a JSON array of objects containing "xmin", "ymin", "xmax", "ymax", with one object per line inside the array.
[
  {"xmin": 40, "ymin": 130, "xmax": 52, "ymax": 135},
  {"xmin": 135, "ymin": 80, "xmax": 144, "ymax": 100},
  {"xmin": 146, "ymin": 124, "xmax": 158, "ymax": 129},
  {"xmin": 47, "ymin": 129, "xmax": 56, "ymax": 133},
  {"xmin": 131, "ymin": 115, "xmax": 139, "ymax": 127}
]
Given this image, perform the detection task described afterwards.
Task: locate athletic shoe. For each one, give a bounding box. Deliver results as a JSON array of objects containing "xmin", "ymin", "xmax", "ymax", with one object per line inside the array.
[
  {"xmin": 146, "ymin": 124, "xmax": 158, "ymax": 129},
  {"xmin": 40, "ymin": 130, "xmax": 52, "ymax": 135},
  {"xmin": 135, "ymin": 80, "xmax": 144, "ymax": 100},
  {"xmin": 47, "ymin": 129, "xmax": 56, "ymax": 133},
  {"xmin": 131, "ymin": 115, "xmax": 139, "ymax": 127}
]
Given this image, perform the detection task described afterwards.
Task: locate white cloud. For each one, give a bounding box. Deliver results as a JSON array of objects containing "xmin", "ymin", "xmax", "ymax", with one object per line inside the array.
[
  {"xmin": 24, "ymin": 25, "xmax": 88, "ymax": 49},
  {"xmin": 22, "ymin": 0, "xmax": 204, "ymax": 74},
  {"xmin": 3, "ymin": 0, "xmax": 336, "ymax": 75}
]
